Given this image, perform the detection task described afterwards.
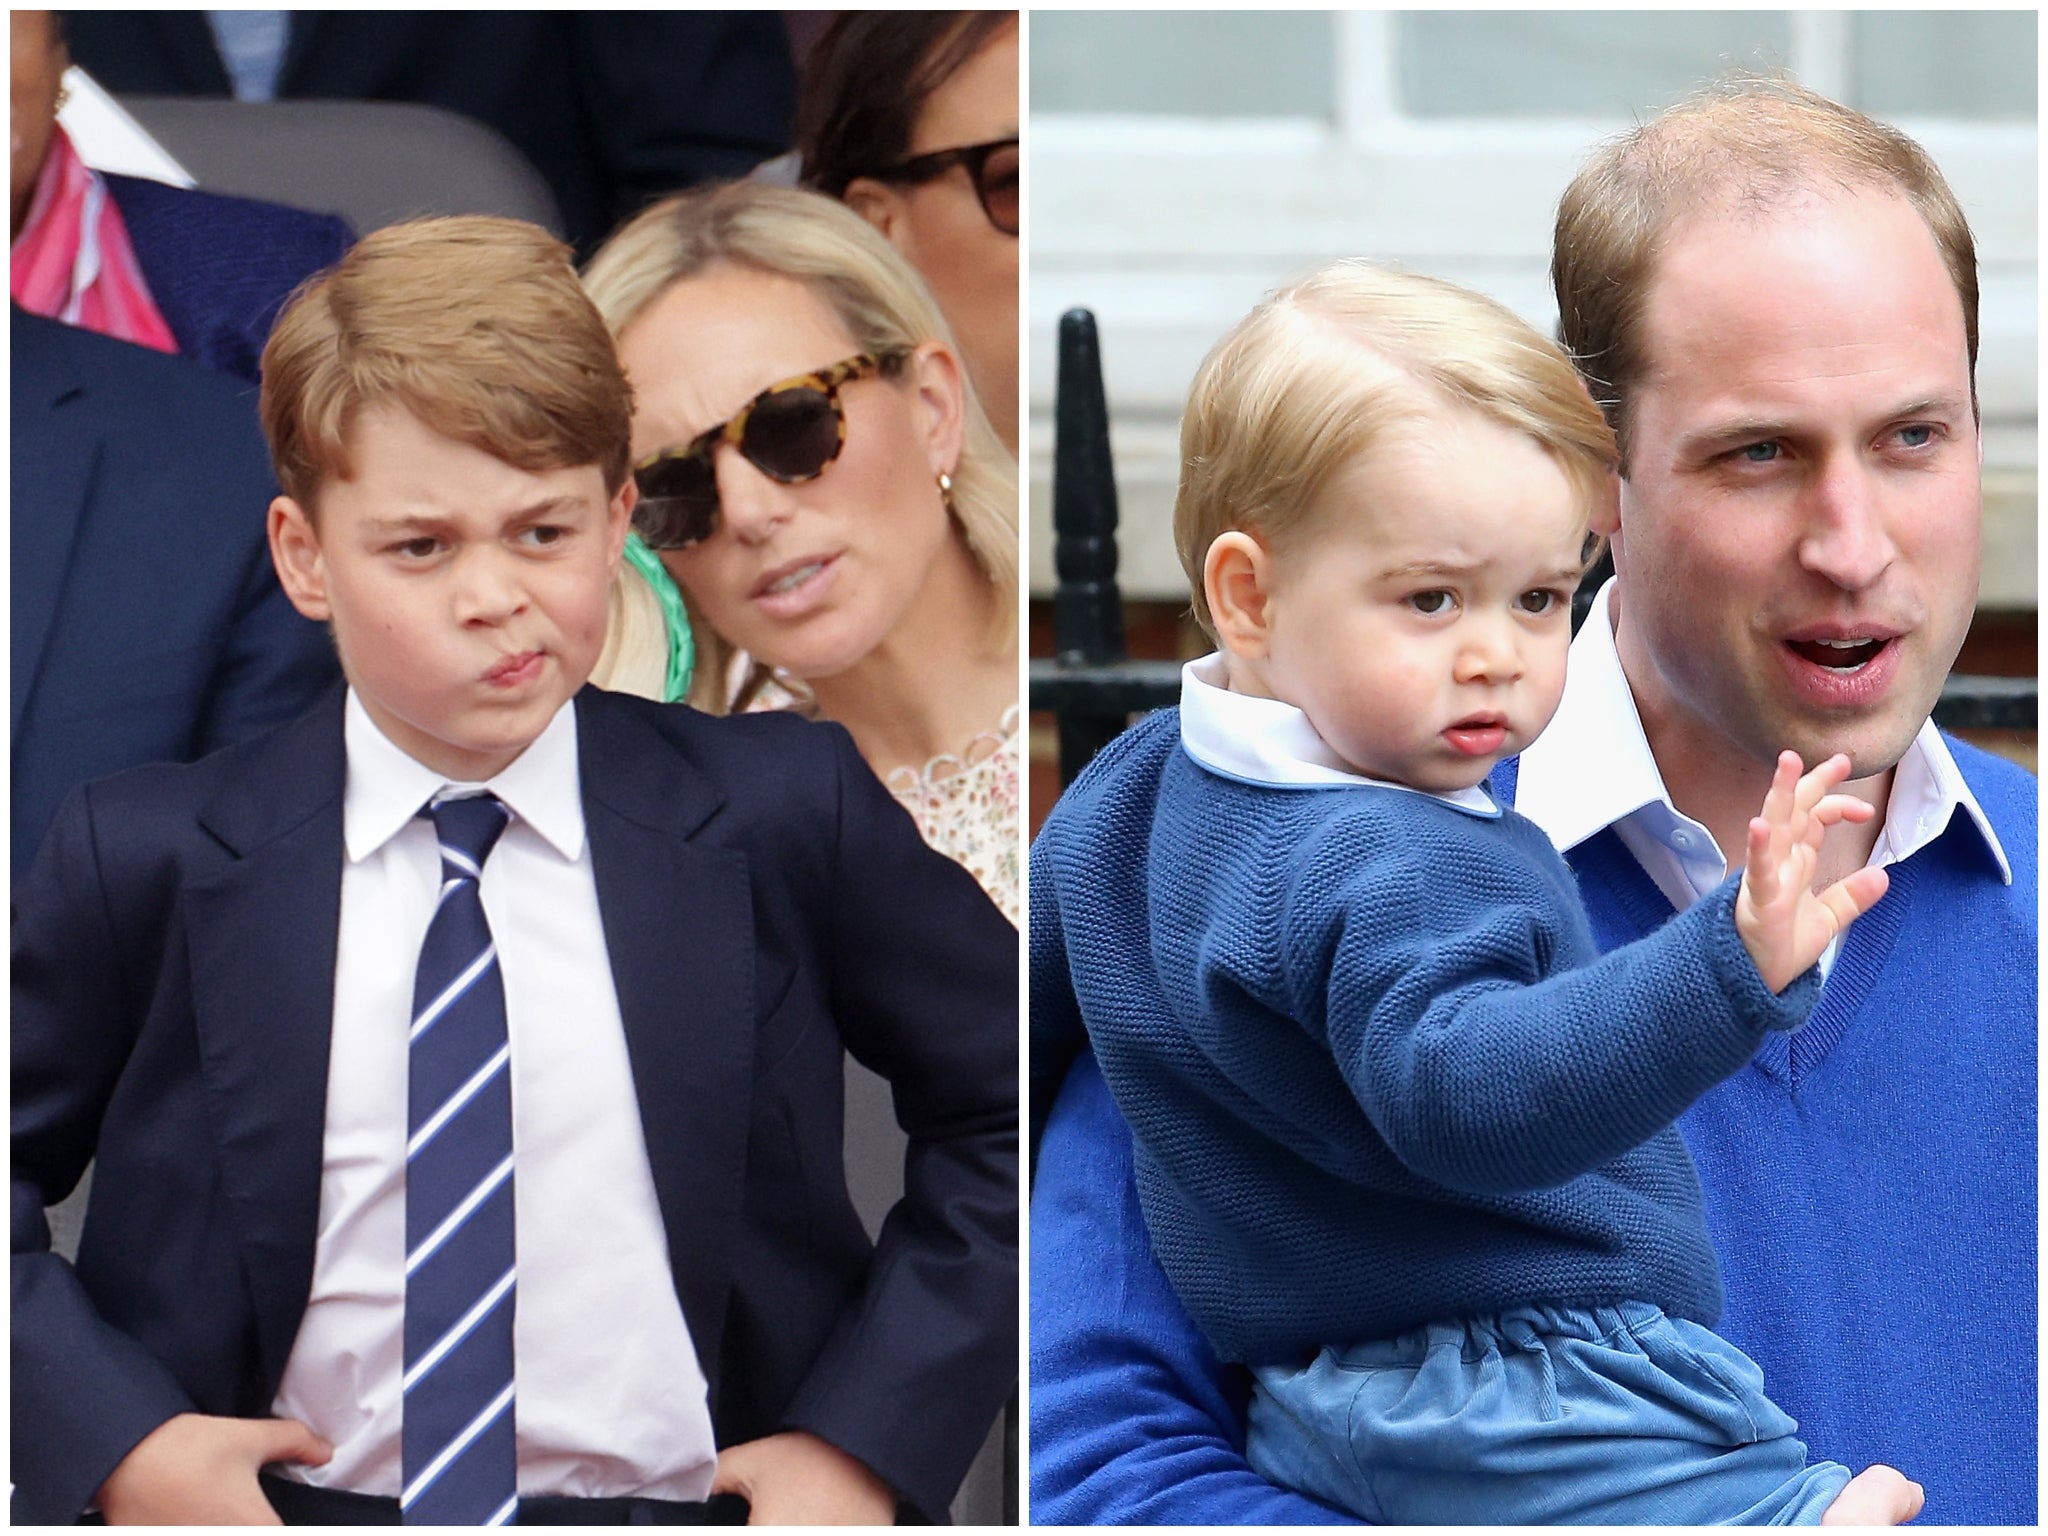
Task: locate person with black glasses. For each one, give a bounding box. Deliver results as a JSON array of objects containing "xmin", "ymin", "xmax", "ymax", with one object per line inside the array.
[
  {"xmin": 795, "ymin": 12, "xmax": 1021, "ymax": 454},
  {"xmin": 582, "ymin": 182, "xmax": 1021, "ymax": 926}
]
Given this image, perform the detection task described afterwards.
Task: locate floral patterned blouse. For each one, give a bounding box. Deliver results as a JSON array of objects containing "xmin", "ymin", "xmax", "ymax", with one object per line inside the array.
[
  {"xmin": 738, "ymin": 659, "xmax": 1021, "ymax": 928},
  {"xmin": 881, "ymin": 705, "xmax": 1021, "ymax": 928}
]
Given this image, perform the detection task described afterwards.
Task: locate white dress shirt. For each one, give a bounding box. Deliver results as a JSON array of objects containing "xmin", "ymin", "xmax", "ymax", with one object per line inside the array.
[
  {"xmin": 1514, "ymin": 580, "xmax": 2011, "ymax": 973},
  {"xmin": 271, "ymin": 691, "xmax": 716, "ymax": 1499}
]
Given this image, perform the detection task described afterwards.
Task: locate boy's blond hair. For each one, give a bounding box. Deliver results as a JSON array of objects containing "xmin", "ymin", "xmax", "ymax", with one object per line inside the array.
[
  {"xmin": 580, "ymin": 181, "xmax": 1017, "ymax": 713},
  {"xmin": 1175, "ymin": 261, "xmax": 1618, "ymax": 641},
  {"xmin": 261, "ymin": 215, "xmax": 634, "ymax": 510},
  {"xmin": 1555, "ymin": 74, "xmax": 1977, "ymax": 469}
]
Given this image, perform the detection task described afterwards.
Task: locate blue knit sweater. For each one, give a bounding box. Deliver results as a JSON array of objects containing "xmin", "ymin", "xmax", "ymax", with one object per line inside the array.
[
  {"xmin": 1032, "ymin": 708, "xmax": 1821, "ymax": 1365},
  {"xmin": 1031, "ymin": 723, "xmax": 2035, "ymax": 1523}
]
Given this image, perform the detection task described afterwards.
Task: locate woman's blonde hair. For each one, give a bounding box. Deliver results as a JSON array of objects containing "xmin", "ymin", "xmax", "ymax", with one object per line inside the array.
[
  {"xmin": 581, "ymin": 181, "xmax": 1017, "ymax": 711},
  {"xmin": 1175, "ymin": 260, "xmax": 1618, "ymax": 641}
]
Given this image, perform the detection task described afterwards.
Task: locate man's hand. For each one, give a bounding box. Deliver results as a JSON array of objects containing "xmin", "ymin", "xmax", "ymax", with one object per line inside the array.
[
  {"xmin": 1736, "ymin": 751, "xmax": 1889, "ymax": 993},
  {"xmin": 95, "ymin": 1412, "xmax": 331, "ymax": 1525},
  {"xmin": 711, "ymin": 1430, "xmax": 895, "ymax": 1525}
]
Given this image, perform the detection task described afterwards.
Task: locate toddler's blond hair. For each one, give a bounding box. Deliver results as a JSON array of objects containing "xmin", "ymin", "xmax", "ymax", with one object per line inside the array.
[{"xmin": 1174, "ymin": 261, "xmax": 1617, "ymax": 641}]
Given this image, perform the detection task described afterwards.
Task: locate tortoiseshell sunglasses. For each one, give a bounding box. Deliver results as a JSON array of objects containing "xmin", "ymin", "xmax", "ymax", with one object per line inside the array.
[{"xmin": 631, "ymin": 351, "xmax": 910, "ymax": 550}]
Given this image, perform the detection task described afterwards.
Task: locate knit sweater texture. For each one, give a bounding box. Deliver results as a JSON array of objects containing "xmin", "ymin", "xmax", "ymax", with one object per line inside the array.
[
  {"xmin": 1031, "ymin": 708, "xmax": 1820, "ymax": 1365},
  {"xmin": 1497, "ymin": 744, "xmax": 2037, "ymax": 1527},
  {"xmin": 1029, "ymin": 722, "xmax": 2035, "ymax": 1524}
]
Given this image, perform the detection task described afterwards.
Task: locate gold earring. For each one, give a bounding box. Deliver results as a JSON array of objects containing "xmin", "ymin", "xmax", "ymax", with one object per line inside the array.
[{"xmin": 937, "ymin": 470, "xmax": 955, "ymax": 507}]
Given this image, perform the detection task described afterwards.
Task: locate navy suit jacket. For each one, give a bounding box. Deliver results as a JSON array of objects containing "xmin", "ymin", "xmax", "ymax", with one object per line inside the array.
[
  {"xmin": 12, "ymin": 685, "xmax": 1019, "ymax": 1524},
  {"xmin": 10, "ymin": 312, "xmax": 340, "ymax": 880},
  {"xmin": 105, "ymin": 173, "xmax": 354, "ymax": 384}
]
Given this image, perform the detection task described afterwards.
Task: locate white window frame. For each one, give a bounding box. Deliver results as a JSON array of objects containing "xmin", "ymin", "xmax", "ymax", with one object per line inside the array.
[{"xmin": 1028, "ymin": 11, "xmax": 2036, "ymax": 605}]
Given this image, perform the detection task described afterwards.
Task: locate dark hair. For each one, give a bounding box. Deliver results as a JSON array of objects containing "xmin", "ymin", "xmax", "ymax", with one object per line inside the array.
[{"xmin": 796, "ymin": 11, "xmax": 1014, "ymax": 197}]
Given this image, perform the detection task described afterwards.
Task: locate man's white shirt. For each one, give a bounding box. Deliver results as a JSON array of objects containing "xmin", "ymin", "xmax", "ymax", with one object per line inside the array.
[
  {"xmin": 1514, "ymin": 579, "xmax": 2010, "ymax": 975},
  {"xmin": 270, "ymin": 691, "xmax": 716, "ymax": 1499}
]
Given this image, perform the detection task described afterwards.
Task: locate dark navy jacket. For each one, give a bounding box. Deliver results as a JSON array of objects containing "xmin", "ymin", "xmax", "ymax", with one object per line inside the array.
[
  {"xmin": 10, "ymin": 312, "xmax": 339, "ymax": 878},
  {"xmin": 105, "ymin": 172, "xmax": 353, "ymax": 383},
  {"xmin": 13, "ymin": 686, "xmax": 1019, "ymax": 1524}
]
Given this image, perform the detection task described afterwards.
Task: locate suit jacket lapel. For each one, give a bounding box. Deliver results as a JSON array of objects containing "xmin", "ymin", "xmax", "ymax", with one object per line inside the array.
[
  {"xmin": 12, "ymin": 338, "xmax": 98, "ymax": 737},
  {"xmin": 183, "ymin": 691, "xmax": 347, "ymax": 1395},
  {"xmin": 577, "ymin": 691, "xmax": 754, "ymax": 1411}
]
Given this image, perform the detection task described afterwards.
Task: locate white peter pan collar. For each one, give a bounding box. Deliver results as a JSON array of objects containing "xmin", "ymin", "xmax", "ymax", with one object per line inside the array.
[{"xmin": 1177, "ymin": 653, "xmax": 1500, "ymax": 818}]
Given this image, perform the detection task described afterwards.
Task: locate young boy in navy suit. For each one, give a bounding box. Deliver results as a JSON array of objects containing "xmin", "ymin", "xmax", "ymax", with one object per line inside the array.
[{"xmin": 12, "ymin": 216, "xmax": 1017, "ymax": 1526}]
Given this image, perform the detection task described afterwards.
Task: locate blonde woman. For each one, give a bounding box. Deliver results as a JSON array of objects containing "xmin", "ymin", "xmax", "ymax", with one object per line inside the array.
[{"xmin": 584, "ymin": 182, "xmax": 1018, "ymax": 923}]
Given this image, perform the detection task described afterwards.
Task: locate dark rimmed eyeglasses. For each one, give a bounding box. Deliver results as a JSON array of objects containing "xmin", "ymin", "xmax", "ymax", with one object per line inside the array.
[
  {"xmin": 871, "ymin": 135, "xmax": 1018, "ymax": 237},
  {"xmin": 631, "ymin": 351, "xmax": 910, "ymax": 551}
]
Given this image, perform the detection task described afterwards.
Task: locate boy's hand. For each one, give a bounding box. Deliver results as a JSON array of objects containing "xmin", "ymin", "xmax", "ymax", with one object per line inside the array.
[
  {"xmin": 96, "ymin": 1412, "xmax": 331, "ymax": 1525},
  {"xmin": 711, "ymin": 1430, "xmax": 895, "ymax": 1525},
  {"xmin": 1821, "ymin": 1464, "xmax": 1924, "ymax": 1525},
  {"xmin": 1736, "ymin": 751, "xmax": 1889, "ymax": 993}
]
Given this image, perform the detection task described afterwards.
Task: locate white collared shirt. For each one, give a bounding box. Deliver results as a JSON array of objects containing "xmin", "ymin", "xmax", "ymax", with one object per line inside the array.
[
  {"xmin": 1178, "ymin": 652, "xmax": 1498, "ymax": 816},
  {"xmin": 271, "ymin": 691, "xmax": 716, "ymax": 1499},
  {"xmin": 1514, "ymin": 579, "xmax": 2011, "ymax": 973}
]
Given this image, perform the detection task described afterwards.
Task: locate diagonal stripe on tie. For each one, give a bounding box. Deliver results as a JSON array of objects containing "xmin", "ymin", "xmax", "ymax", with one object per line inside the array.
[
  {"xmin": 404, "ymin": 792, "xmax": 518, "ymax": 1525},
  {"xmin": 405, "ymin": 1267, "xmax": 516, "ymax": 1394},
  {"xmin": 409, "ymin": 1043, "xmax": 512, "ymax": 1160},
  {"xmin": 401, "ymin": 1381, "xmax": 516, "ymax": 1511},
  {"xmin": 411, "ymin": 943, "xmax": 499, "ymax": 1043},
  {"xmin": 407, "ymin": 1153, "xmax": 515, "ymax": 1276}
]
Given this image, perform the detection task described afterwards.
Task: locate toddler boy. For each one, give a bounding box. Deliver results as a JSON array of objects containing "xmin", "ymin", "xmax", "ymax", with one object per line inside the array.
[
  {"xmin": 1030, "ymin": 262, "xmax": 1914, "ymax": 1524},
  {"xmin": 13, "ymin": 215, "xmax": 1016, "ymax": 1526}
]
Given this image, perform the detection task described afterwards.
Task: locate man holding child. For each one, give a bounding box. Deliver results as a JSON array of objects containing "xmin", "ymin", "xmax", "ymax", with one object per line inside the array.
[{"xmin": 1030, "ymin": 77, "xmax": 2034, "ymax": 1526}]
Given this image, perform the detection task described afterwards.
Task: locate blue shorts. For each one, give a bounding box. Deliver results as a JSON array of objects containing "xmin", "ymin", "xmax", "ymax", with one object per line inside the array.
[{"xmin": 1249, "ymin": 1302, "xmax": 1852, "ymax": 1525}]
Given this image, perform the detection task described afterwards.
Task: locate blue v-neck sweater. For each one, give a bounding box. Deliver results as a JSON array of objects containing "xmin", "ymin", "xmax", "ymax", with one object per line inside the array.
[{"xmin": 1493, "ymin": 751, "xmax": 2037, "ymax": 1528}]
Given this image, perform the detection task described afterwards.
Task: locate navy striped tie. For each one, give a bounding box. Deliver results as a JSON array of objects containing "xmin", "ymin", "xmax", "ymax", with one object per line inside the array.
[{"xmin": 403, "ymin": 793, "xmax": 519, "ymax": 1525}]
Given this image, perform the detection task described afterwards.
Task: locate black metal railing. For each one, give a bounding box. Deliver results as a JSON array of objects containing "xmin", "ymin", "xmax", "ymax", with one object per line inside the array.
[{"xmin": 1033, "ymin": 308, "xmax": 2037, "ymax": 787}]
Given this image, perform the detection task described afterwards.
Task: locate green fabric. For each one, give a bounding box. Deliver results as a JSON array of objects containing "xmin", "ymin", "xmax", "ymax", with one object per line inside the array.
[{"xmin": 623, "ymin": 531, "xmax": 695, "ymax": 704}]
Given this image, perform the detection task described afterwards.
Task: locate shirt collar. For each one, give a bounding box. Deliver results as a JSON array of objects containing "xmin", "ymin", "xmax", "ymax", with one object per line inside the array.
[
  {"xmin": 1177, "ymin": 653, "xmax": 1498, "ymax": 817},
  {"xmin": 1514, "ymin": 579, "xmax": 1678, "ymax": 852},
  {"xmin": 1882, "ymin": 715, "xmax": 2012, "ymax": 883},
  {"xmin": 343, "ymin": 689, "xmax": 586, "ymax": 863},
  {"xmin": 1514, "ymin": 578, "xmax": 2010, "ymax": 884}
]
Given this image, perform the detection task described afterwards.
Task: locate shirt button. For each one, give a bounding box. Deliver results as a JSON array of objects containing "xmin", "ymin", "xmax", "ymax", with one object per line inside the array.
[{"xmin": 1671, "ymin": 830, "xmax": 1695, "ymax": 852}]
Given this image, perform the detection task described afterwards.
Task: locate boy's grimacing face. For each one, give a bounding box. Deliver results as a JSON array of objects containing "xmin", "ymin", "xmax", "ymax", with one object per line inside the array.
[
  {"xmin": 1240, "ymin": 408, "xmax": 1589, "ymax": 793},
  {"xmin": 268, "ymin": 406, "xmax": 632, "ymax": 782}
]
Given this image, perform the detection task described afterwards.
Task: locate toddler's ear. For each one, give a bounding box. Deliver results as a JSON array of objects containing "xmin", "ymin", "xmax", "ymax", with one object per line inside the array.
[{"xmin": 1205, "ymin": 531, "xmax": 1276, "ymax": 659}]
